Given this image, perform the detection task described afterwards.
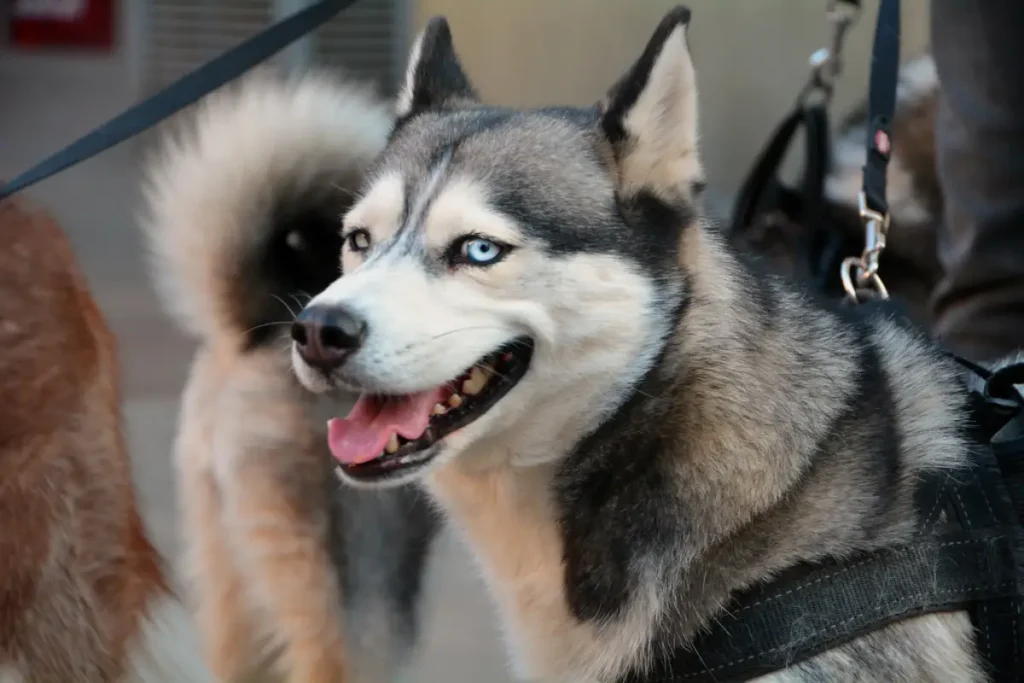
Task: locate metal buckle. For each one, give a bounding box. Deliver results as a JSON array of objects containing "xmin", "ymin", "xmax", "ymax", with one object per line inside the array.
[
  {"xmin": 841, "ymin": 192, "xmax": 892, "ymax": 303},
  {"xmin": 799, "ymin": 0, "xmax": 860, "ymax": 106}
]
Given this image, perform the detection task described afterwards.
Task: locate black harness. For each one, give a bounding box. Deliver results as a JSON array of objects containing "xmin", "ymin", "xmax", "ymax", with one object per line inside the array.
[
  {"xmin": 621, "ymin": 355, "xmax": 1024, "ymax": 682},
  {"xmin": 622, "ymin": 1, "xmax": 1024, "ymax": 680}
]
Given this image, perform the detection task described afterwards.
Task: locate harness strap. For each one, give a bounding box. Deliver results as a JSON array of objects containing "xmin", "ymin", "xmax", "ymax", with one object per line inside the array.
[
  {"xmin": 962, "ymin": 366, "xmax": 1024, "ymax": 680},
  {"xmin": 0, "ymin": 0, "xmax": 358, "ymax": 201},
  {"xmin": 619, "ymin": 530, "xmax": 1020, "ymax": 683},
  {"xmin": 728, "ymin": 1, "xmax": 863, "ymax": 293},
  {"xmin": 728, "ymin": 106, "xmax": 811, "ymax": 235},
  {"xmin": 800, "ymin": 104, "xmax": 838, "ymax": 289},
  {"xmin": 727, "ymin": 102, "xmax": 835, "ymax": 283},
  {"xmin": 618, "ymin": 368, "xmax": 1024, "ymax": 683}
]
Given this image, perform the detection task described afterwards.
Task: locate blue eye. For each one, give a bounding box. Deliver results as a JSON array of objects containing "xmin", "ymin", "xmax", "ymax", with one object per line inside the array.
[{"xmin": 459, "ymin": 237, "xmax": 505, "ymax": 265}]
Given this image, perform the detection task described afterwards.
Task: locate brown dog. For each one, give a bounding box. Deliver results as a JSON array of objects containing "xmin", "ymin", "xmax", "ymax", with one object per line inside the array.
[{"xmin": 0, "ymin": 195, "xmax": 214, "ymax": 682}]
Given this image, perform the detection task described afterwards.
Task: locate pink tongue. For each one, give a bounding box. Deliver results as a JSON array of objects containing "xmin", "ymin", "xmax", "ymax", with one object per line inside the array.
[{"xmin": 328, "ymin": 389, "xmax": 445, "ymax": 465}]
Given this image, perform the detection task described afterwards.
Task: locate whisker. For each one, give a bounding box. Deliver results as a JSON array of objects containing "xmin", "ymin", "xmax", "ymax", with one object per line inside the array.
[
  {"xmin": 329, "ymin": 183, "xmax": 359, "ymax": 199},
  {"xmin": 271, "ymin": 293, "xmax": 298, "ymax": 319},
  {"xmin": 243, "ymin": 320, "xmax": 296, "ymax": 337},
  {"xmin": 423, "ymin": 326, "xmax": 515, "ymax": 343},
  {"xmin": 479, "ymin": 364, "xmax": 514, "ymax": 382}
]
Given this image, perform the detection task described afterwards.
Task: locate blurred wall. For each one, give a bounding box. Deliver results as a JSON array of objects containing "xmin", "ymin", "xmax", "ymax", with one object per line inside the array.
[{"xmin": 411, "ymin": 1, "xmax": 930, "ymax": 199}]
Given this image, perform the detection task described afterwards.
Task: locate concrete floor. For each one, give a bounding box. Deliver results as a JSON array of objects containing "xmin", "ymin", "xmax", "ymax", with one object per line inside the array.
[{"xmin": 1, "ymin": 51, "xmax": 511, "ymax": 682}]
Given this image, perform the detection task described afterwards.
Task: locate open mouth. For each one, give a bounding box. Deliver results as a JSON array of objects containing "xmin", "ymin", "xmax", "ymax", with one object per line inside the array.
[{"xmin": 329, "ymin": 336, "xmax": 534, "ymax": 482}]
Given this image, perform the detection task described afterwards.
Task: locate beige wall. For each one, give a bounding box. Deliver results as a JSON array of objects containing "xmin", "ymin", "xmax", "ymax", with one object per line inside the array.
[{"xmin": 410, "ymin": 0, "xmax": 930, "ymax": 197}]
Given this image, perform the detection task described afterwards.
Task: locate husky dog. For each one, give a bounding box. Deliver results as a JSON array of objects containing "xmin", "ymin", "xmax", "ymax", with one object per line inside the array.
[
  {"xmin": 143, "ymin": 70, "xmax": 438, "ymax": 683},
  {"xmin": 0, "ymin": 194, "xmax": 214, "ymax": 682},
  {"xmin": 730, "ymin": 54, "xmax": 942, "ymax": 324},
  {"xmin": 289, "ymin": 8, "xmax": 986, "ymax": 682}
]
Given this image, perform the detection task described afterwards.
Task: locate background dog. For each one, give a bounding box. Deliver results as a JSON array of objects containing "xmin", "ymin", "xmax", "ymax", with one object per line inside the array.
[
  {"xmin": 729, "ymin": 54, "xmax": 941, "ymax": 324},
  {"xmin": 0, "ymin": 195, "xmax": 213, "ymax": 682},
  {"xmin": 142, "ymin": 71, "xmax": 439, "ymax": 682},
  {"xmin": 290, "ymin": 9, "xmax": 984, "ymax": 682}
]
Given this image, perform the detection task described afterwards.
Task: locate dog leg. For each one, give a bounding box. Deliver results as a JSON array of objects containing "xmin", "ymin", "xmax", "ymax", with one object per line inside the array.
[
  {"xmin": 179, "ymin": 461, "xmax": 262, "ymax": 682},
  {"xmin": 176, "ymin": 350, "xmax": 274, "ymax": 681},
  {"xmin": 221, "ymin": 453, "xmax": 347, "ymax": 683},
  {"xmin": 0, "ymin": 461, "xmax": 119, "ymax": 683}
]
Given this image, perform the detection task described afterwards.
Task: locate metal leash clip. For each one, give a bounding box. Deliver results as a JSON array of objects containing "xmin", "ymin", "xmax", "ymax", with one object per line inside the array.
[
  {"xmin": 799, "ymin": 0, "xmax": 860, "ymax": 106},
  {"xmin": 841, "ymin": 191, "xmax": 891, "ymax": 302}
]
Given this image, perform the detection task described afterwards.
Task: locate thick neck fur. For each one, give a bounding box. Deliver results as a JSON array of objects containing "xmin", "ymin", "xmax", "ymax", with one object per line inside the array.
[{"xmin": 427, "ymin": 219, "xmax": 968, "ymax": 682}]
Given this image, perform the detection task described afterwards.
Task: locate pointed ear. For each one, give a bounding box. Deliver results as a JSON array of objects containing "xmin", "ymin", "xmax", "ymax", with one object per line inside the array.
[
  {"xmin": 600, "ymin": 6, "xmax": 704, "ymax": 203},
  {"xmin": 395, "ymin": 17, "xmax": 478, "ymax": 120}
]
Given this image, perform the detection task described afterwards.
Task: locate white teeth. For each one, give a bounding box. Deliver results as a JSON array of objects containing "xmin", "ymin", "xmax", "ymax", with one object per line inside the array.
[
  {"xmin": 462, "ymin": 366, "xmax": 489, "ymax": 396},
  {"xmin": 385, "ymin": 433, "xmax": 400, "ymax": 454},
  {"xmin": 432, "ymin": 403, "xmax": 447, "ymax": 416},
  {"xmin": 448, "ymin": 394, "xmax": 464, "ymax": 408}
]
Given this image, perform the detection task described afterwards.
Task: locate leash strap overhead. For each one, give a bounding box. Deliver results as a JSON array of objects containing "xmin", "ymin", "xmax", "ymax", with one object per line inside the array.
[{"xmin": 0, "ymin": 0, "xmax": 359, "ymax": 201}]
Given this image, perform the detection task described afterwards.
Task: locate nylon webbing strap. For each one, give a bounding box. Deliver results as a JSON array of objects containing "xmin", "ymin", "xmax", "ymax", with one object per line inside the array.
[
  {"xmin": 799, "ymin": 104, "xmax": 836, "ymax": 288},
  {"xmin": 619, "ymin": 529, "xmax": 1019, "ymax": 683},
  {"xmin": 860, "ymin": 0, "xmax": 900, "ymax": 215},
  {"xmin": 728, "ymin": 106, "xmax": 807, "ymax": 236},
  {"xmin": 727, "ymin": 102, "xmax": 835, "ymax": 289},
  {"xmin": 960, "ymin": 366, "xmax": 1024, "ymax": 682},
  {"xmin": 618, "ymin": 353, "xmax": 1024, "ymax": 683},
  {"xmin": 0, "ymin": 0, "xmax": 359, "ymax": 201}
]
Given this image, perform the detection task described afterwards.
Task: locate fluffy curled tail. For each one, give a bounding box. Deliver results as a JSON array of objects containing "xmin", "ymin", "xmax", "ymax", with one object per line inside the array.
[{"xmin": 142, "ymin": 69, "xmax": 392, "ymax": 347}]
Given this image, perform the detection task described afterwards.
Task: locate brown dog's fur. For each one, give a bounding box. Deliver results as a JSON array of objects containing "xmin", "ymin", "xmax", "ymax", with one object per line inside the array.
[{"xmin": 0, "ymin": 196, "xmax": 210, "ymax": 683}]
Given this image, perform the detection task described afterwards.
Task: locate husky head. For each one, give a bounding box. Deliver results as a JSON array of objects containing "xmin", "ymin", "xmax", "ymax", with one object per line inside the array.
[{"xmin": 292, "ymin": 6, "xmax": 703, "ymax": 486}]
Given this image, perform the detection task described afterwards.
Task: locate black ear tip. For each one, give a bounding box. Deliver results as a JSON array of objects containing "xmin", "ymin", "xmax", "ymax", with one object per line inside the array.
[
  {"xmin": 666, "ymin": 5, "xmax": 692, "ymax": 27},
  {"xmin": 642, "ymin": 5, "xmax": 692, "ymax": 55},
  {"xmin": 422, "ymin": 16, "xmax": 453, "ymax": 46}
]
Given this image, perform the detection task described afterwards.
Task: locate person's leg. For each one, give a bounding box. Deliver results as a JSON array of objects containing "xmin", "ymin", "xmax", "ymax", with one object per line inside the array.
[{"xmin": 930, "ymin": 1, "xmax": 1024, "ymax": 361}]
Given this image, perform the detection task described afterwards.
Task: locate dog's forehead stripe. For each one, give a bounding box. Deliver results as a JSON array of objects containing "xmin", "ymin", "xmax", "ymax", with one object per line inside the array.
[
  {"xmin": 360, "ymin": 106, "xmax": 687, "ymax": 277},
  {"xmin": 392, "ymin": 145, "xmax": 454, "ymax": 251}
]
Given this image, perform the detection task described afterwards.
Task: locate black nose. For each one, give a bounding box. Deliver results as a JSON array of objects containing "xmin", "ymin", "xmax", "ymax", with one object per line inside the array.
[{"xmin": 291, "ymin": 305, "xmax": 366, "ymax": 370}]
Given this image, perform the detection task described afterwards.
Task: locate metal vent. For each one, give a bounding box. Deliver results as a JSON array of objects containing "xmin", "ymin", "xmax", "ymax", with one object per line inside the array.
[{"xmin": 145, "ymin": 0, "xmax": 405, "ymax": 96}]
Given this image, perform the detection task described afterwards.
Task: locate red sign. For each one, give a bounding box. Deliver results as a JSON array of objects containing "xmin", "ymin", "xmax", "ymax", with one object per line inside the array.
[{"xmin": 10, "ymin": 0, "xmax": 114, "ymax": 50}]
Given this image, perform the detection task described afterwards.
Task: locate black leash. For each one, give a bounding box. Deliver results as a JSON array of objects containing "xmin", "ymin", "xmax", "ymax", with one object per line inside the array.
[
  {"xmin": 839, "ymin": 0, "xmax": 899, "ymax": 303},
  {"xmin": 0, "ymin": 0, "xmax": 359, "ymax": 201},
  {"xmin": 859, "ymin": 0, "xmax": 899, "ymax": 219}
]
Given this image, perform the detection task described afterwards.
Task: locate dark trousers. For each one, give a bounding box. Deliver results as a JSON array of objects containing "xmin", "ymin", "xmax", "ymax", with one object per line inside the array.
[{"xmin": 931, "ymin": 1, "xmax": 1024, "ymax": 360}]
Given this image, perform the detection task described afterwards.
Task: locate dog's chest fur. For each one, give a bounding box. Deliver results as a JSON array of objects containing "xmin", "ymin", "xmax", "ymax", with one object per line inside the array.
[
  {"xmin": 428, "ymin": 463, "xmax": 657, "ymax": 682},
  {"xmin": 428, "ymin": 435, "xmax": 984, "ymax": 683}
]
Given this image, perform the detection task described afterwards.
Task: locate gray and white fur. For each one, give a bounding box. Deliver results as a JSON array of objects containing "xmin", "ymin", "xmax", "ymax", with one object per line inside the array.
[{"xmin": 291, "ymin": 10, "xmax": 985, "ymax": 683}]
